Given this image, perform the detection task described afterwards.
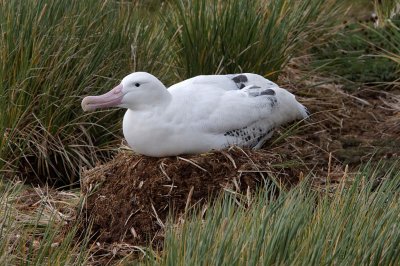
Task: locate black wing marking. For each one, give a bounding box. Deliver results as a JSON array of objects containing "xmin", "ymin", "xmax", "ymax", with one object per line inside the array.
[
  {"xmin": 246, "ymin": 86, "xmax": 276, "ymax": 97},
  {"xmin": 231, "ymin": 74, "xmax": 248, "ymax": 90},
  {"xmin": 231, "ymin": 74, "xmax": 248, "ymax": 83},
  {"xmin": 260, "ymin": 89, "xmax": 275, "ymax": 96},
  {"xmin": 244, "ymin": 85, "xmax": 278, "ymax": 108}
]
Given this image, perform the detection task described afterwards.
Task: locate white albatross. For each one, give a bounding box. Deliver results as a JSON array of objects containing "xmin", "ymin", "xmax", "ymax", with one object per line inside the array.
[{"xmin": 81, "ymin": 72, "xmax": 308, "ymax": 157}]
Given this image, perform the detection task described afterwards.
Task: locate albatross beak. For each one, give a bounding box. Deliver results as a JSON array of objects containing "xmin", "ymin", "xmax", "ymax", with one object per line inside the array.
[{"xmin": 81, "ymin": 84, "xmax": 124, "ymax": 111}]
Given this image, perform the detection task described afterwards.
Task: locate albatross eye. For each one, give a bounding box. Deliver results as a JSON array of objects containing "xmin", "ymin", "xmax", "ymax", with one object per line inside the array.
[{"xmin": 134, "ymin": 83, "xmax": 140, "ymax": 87}]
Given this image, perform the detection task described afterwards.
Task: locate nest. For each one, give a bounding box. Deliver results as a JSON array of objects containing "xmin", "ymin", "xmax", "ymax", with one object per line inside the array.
[{"xmin": 79, "ymin": 147, "xmax": 305, "ymax": 248}]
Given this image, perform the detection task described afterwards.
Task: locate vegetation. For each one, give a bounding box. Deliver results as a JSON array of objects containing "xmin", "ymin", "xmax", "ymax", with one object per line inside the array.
[
  {"xmin": 164, "ymin": 0, "xmax": 343, "ymax": 79},
  {"xmin": 376, "ymin": 22, "xmax": 400, "ymax": 83},
  {"xmin": 0, "ymin": 0, "xmax": 399, "ymax": 264},
  {"xmin": 0, "ymin": 0, "xmax": 170, "ymax": 185},
  {"xmin": 374, "ymin": 0, "xmax": 400, "ymax": 27},
  {"xmin": 1, "ymin": 163, "xmax": 399, "ymax": 265},
  {"xmin": 154, "ymin": 164, "xmax": 400, "ymax": 265},
  {"xmin": 0, "ymin": 179, "xmax": 91, "ymax": 264},
  {"xmin": 312, "ymin": 15, "xmax": 400, "ymax": 88}
]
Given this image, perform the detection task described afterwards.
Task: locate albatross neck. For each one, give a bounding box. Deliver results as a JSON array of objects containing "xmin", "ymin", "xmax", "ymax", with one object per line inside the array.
[{"xmin": 128, "ymin": 87, "xmax": 172, "ymax": 112}]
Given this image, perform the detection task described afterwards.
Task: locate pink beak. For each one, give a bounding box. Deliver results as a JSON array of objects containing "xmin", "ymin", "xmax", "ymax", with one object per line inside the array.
[{"xmin": 81, "ymin": 84, "xmax": 124, "ymax": 112}]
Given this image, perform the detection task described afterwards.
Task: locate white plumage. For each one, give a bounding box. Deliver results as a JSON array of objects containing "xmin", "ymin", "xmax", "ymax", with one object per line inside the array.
[{"xmin": 82, "ymin": 72, "xmax": 308, "ymax": 157}]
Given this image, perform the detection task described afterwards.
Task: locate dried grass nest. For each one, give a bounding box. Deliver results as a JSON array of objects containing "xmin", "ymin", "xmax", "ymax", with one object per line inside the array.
[{"xmin": 79, "ymin": 147, "xmax": 306, "ymax": 248}]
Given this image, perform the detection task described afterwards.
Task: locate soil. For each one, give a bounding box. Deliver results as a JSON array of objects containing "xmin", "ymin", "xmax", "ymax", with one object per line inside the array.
[{"xmin": 77, "ymin": 72, "xmax": 400, "ymax": 260}]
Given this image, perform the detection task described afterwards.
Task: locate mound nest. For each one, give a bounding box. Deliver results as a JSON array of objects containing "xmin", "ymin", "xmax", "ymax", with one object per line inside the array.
[{"xmin": 79, "ymin": 147, "xmax": 305, "ymax": 249}]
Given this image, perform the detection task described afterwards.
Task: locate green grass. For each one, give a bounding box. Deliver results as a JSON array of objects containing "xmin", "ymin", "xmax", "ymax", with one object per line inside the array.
[
  {"xmin": 146, "ymin": 162, "xmax": 400, "ymax": 265},
  {"xmin": 164, "ymin": 0, "xmax": 345, "ymax": 80},
  {"xmin": 311, "ymin": 6, "xmax": 400, "ymax": 89},
  {"xmin": 0, "ymin": 0, "xmax": 171, "ymax": 185},
  {"xmin": 373, "ymin": 21, "xmax": 400, "ymax": 83},
  {"xmin": 374, "ymin": 0, "xmax": 400, "ymax": 27}
]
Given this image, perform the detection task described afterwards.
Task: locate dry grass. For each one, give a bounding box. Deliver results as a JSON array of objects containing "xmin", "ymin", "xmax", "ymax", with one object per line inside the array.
[{"xmin": 0, "ymin": 180, "xmax": 92, "ymax": 265}]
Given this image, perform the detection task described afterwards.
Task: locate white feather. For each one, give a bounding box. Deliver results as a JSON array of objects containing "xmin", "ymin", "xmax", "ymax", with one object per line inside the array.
[{"xmin": 117, "ymin": 72, "xmax": 308, "ymax": 157}]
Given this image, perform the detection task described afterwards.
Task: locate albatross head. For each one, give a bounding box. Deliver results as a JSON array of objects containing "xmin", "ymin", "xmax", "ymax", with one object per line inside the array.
[{"xmin": 81, "ymin": 72, "xmax": 169, "ymax": 111}]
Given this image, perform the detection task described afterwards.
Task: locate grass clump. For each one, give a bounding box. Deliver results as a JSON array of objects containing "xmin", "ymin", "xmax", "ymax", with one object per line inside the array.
[
  {"xmin": 164, "ymin": 0, "xmax": 345, "ymax": 80},
  {"xmin": 0, "ymin": 0, "xmax": 170, "ymax": 185},
  {"xmin": 148, "ymin": 163, "xmax": 400, "ymax": 265},
  {"xmin": 311, "ymin": 10, "xmax": 400, "ymax": 89},
  {"xmin": 374, "ymin": 21, "xmax": 400, "ymax": 80},
  {"xmin": 374, "ymin": 0, "xmax": 400, "ymax": 27}
]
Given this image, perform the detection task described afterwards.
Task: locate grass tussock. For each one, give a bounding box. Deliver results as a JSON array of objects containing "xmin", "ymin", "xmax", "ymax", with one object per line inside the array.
[
  {"xmin": 311, "ymin": 3, "xmax": 400, "ymax": 89},
  {"xmin": 375, "ymin": 22, "xmax": 400, "ymax": 80},
  {"xmin": 149, "ymin": 163, "xmax": 400, "ymax": 265},
  {"xmin": 373, "ymin": 0, "xmax": 400, "ymax": 27},
  {"xmin": 165, "ymin": 0, "xmax": 345, "ymax": 80},
  {"xmin": 0, "ymin": 0, "xmax": 171, "ymax": 185}
]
